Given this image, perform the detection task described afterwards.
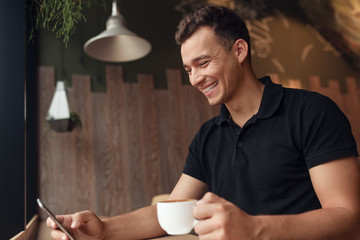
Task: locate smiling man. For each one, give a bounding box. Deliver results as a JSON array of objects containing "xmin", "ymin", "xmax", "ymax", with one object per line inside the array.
[
  {"xmin": 46, "ymin": 5, "xmax": 360, "ymax": 240},
  {"xmin": 175, "ymin": 5, "xmax": 360, "ymax": 239}
]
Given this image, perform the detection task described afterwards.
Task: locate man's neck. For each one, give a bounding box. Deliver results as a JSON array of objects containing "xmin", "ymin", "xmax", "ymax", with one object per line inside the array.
[{"xmin": 225, "ymin": 75, "xmax": 264, "ymax": 127}]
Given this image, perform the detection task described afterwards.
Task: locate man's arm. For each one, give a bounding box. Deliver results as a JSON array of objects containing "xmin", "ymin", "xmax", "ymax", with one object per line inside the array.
[
  {"xmin": 194, "ymin": 156, "xmax": 360, "ymax": 239},
  {"xmin": 103, "ymin": 174, "xmax": 208, "ymax": 239},
  {"xmin": 169, "ymin": 173, "xmax": 209, "ymax": 200},
  {"xmin": 47, "ymin": 174, "xmax": 207, "ymax": 240}
]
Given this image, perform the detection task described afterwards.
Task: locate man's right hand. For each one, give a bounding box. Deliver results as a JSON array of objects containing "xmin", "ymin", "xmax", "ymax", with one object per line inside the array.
[{"xmin": 46, "ymin": 210, "xmax": 106, "ymax": 240}]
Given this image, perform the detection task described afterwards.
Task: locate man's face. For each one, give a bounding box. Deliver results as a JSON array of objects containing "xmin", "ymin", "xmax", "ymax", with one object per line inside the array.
[{"xmin": 181, "ymin": 27, "xmax": 241, "ymax": 106}]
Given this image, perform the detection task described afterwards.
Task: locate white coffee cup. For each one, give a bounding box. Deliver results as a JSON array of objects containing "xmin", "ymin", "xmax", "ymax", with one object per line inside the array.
[{"xmin": 157, "ymin": 199, "xmax": 198, "ymax": 235}]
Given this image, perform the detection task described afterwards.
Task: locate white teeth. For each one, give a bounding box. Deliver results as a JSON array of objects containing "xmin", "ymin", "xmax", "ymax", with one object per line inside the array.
[{"xmin": 203, "ymin": 82, "xmax": 218, "ymax": 93}]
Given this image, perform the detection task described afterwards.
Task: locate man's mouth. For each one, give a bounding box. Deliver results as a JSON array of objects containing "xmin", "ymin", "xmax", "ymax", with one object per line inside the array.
[{"xmin": 202, "ymin": 82, "xmax": 218, "ymax": 94}]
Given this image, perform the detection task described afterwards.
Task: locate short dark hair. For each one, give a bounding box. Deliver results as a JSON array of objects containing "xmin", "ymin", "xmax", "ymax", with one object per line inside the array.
[{"xmin": 175, "ymin": 5, "xmax": 251, "ymax": 54}]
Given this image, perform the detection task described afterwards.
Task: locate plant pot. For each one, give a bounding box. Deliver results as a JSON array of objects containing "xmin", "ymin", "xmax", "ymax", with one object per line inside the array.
[{"xmin": 47, "ymin": 118, "xmax": 75, "ymax": 132}]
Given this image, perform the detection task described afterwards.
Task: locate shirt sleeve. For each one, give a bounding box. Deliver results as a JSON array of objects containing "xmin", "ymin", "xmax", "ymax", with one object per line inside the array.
[
  {"xmin": 183, "ymin": 127, "xmax": 207, "ymax": 183},
  {"xmin": 302, "ymin": 92, "xmax": 358, "ymax": 169}
]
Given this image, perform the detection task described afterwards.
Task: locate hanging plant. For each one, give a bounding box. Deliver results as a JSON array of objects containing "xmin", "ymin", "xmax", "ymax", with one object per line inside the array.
[
  {"xmin": 29, "ymin": 0, "xmax": 106, "ymax": 46},
  {"xmin": 46, "ymin": 112, "xmax": 82, "ymax": 132}
]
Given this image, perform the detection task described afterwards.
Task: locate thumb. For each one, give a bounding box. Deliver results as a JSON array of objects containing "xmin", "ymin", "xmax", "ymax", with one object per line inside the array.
[{"xmin": 197, "ymin": 192, "xmax": 225, "ymax": 205}]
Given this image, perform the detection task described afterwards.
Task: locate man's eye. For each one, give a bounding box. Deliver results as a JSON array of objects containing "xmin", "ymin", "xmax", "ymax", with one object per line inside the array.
[
  {"xmin": 185, "ymin": 69, "xmax": 191, "ymax": 75},
  {"xmin": 200, "ymin": 60, "xmax": 209, "ymax": 66}
]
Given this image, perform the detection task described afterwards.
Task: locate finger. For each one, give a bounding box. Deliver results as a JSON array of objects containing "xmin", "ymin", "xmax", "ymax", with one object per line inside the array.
[
  {"xmin": 196, "ymin": 213, "xmax": 229, "ymax": 239},
  {"xmin": 51, "ymin": 229, "xmax": 68, "ymax": 240},
  {"xmin": 194, "ymin": 217, "xmax": 218, "ymax": 236},
  {"xmin": 197, "ymin": 192, "xmax": 225, "ymax": 205},
  {"xmin": 58, "ymin": 211, "xmax": 92, "ymax": 230},
  {"xmin": 61, "ymin": 215, "xmax": 75, "ymax": 229},
  {"xmin": 196, "ymin": 192, "xmax": 213, "ymax": 205},
  {"xmin": 197, "ymin": 226, "xmax": 220, "ymax": 240},
  {"xmin": 46, "ymin": 217, "xmax": 57, "ymax": 229},
  {"xmin": 194, "ymin": 199, "xmax": 230, "ymax": 221},
  {"xmin": 46, "ymin": 215, "xmax": 65, "ymax": 229},
  {"xmin": 194, "ymin": 204, "xmax": 213, "ymax": 220}
]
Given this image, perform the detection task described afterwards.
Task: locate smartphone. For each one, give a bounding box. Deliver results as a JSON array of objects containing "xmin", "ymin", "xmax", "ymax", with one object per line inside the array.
[{"xmin": 37, "ymin": 198, "xmax": 77, "ymax": 240}]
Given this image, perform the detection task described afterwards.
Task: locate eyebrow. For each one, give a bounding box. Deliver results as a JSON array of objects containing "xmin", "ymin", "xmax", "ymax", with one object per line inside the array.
[{"xmin": 183, "ymin": 54, "xmax": 211, "ymax": 69}]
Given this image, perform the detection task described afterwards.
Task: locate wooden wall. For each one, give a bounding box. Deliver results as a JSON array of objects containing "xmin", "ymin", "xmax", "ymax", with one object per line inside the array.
[
  {"xmin": 37, "ymin": 65, "xmax": 219, "ymax": 217},
  {"xmin": 37, "ymin": 65, "xmax": 360, "ymax": 218}
]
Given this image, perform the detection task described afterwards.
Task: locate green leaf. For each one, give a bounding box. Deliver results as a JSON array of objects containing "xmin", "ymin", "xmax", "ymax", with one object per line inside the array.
[{"xmin": 29, "ymin": 0, "xmax": 107, "ymax": 46}]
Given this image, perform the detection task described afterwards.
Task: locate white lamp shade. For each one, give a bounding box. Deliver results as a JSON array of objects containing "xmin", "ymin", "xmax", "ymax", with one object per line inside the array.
[{"xmin": 83, "ymin": 2, "xmax": 151, "ymax": 62}]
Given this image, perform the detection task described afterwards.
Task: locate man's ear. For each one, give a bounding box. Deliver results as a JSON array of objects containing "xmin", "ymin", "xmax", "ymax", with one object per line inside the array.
[{"xmin": 233, "ymin": 39, "xmax": 248, "ymax": 63}]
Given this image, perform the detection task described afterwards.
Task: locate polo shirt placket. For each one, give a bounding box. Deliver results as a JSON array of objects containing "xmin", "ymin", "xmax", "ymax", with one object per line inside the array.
[{"xmin": 229, "ymin": 115, "xmax": 258, "ymax": 167}]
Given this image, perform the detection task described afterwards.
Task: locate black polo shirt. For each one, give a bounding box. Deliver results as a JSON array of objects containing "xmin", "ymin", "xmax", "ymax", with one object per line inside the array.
[{"xmin": 183, "ymin": 76, "xmax": 358, "ymax": 215}]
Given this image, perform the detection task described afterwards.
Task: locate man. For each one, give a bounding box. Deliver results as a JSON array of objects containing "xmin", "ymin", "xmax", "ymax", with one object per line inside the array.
[{"xmin": 47, "ymin": 5, "xmax": 360, "ymax": 240}]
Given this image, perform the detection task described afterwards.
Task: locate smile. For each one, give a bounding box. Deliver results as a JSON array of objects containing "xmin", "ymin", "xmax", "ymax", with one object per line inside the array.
[{"xmin": 203, "ymin": 82, "xmax": 218, "ymax": 94}]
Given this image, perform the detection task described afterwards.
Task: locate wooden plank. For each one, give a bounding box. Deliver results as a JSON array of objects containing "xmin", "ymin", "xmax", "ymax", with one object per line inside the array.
[
  {"xmin": 166, "ymin": 69, "xmax": 187, "ymax": 179},
  {"xmin": 183, "ymin": 84, "xmax": 219, "ymax": 140},
  {"xmin": 109, "ymin": 65, "xmax": 132, "ymax": 214},
  {"xmin": 93, "ymin": 65, "xmax": 131, "ymax": 216},
  {"xmin": 308, "ymin": 75, "xmax": 321, "ymax": 92},
  {"xmin": 183, "ymin": 85, "xmax": 203, "ymax": 146},
  {"xmin": 155, "ymin": 89, "xmax": 176, "ymax": 193},
  {"xmin": 67, "ymin": 75, "xmax": 95, "ymax": 212},
  {"xmin": 327, "ymin": 80, "xmax": 343, "ymax": 109},
  {"xmin": 50, "ymin": 129, "xmax": 76, "ymax": 214},
  {"xmin": 345, "ymin": 77, "xmax": 360, "ymax": 154},
  {"xmin": 37, "ymin": 66, "xmax": 65, "ymax": 217},
  {"xmin": 346, "ymin": 77, "xmax": 360, "ymax": 111},
  {"xmin": 91, "ymin": 92, "xmax": 109, "ymax": 215},
  {"xmin": 287, "ymin": 79, "xmax": 302, "ymax": 89},
  {"xmin": 37, "ymin": 66, "xmax": 54, "ymax": 210},
  {"xmin": 209, "ymin": 104, "xmax": 220, "ymax": 118},
  {"xmin": 137, "ymin": 74, "xmax": 161, "ymax": 205},
  {"xmin": 45, "ymin": 80, "xmax": 76, "ymax": 214},
  {"xmin": 123, "ymin": 81, "xmax": 145, "ymax": 210},
  {"xmin": 192, "ymin": 86, "xmax": 212, "ymax": 128},
  {"xmin": 268, "ymin": 73, "xmax": 280, "ymax": 84},
  {"xmin": 10, "ymin": 214, "xmax": 38, "ymax": 240}
]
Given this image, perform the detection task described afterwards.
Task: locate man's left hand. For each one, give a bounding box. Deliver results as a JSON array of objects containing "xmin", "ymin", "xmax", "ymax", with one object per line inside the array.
[{"xmin": 194, "ymin": 192, "xmax": 260, "ymax": 240}]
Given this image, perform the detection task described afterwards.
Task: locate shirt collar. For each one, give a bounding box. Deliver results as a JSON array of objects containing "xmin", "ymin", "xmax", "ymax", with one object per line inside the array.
[{"xmin": 216, "ymin": 76, "xmax": 283, "ymax": 125}]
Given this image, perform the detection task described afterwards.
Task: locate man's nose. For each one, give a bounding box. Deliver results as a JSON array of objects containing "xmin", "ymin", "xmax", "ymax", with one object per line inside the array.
[{"xmin": 190, "ymin": 69, "xmax": 205, "ymax": 87}]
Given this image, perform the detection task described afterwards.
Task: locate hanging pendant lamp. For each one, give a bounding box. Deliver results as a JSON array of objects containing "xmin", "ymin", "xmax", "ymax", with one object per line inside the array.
[{"xmin": 83, "ymin": 0, "xmax": 151, "ymax": 62}]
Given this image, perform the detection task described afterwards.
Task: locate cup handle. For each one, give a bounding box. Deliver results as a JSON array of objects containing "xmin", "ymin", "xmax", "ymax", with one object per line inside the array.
[{"xmin": 193, "ymin": 219, "xmax": 199, "ymax": 227}]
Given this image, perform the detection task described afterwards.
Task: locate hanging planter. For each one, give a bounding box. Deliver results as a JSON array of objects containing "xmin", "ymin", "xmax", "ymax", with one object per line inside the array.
[
  {"xmin": 28, "ymin": 0, "xmax": 106, "ymax": 46},
  {"xmin": 47, "ymin": 112, "xmax": 81, "ymax": 132}
]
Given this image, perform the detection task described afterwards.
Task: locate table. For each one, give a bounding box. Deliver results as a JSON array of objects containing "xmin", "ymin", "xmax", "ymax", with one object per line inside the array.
[
  {"xmin": 37, "ymin": 221, "xmax": 198, "ymax": 240},
  {"xmin": 151, "ymin": 234, "xmax": 198, "ymax": 239}
]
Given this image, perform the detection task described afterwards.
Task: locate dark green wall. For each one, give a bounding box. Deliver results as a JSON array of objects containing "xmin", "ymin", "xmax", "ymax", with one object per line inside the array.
[
  {"xmin": 37, "ymin": 0, "xmax": 185, "ymax": 91},
  {"xmin": 37, "ymin": 0, "xmax": 359, "ymax": 93}
]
